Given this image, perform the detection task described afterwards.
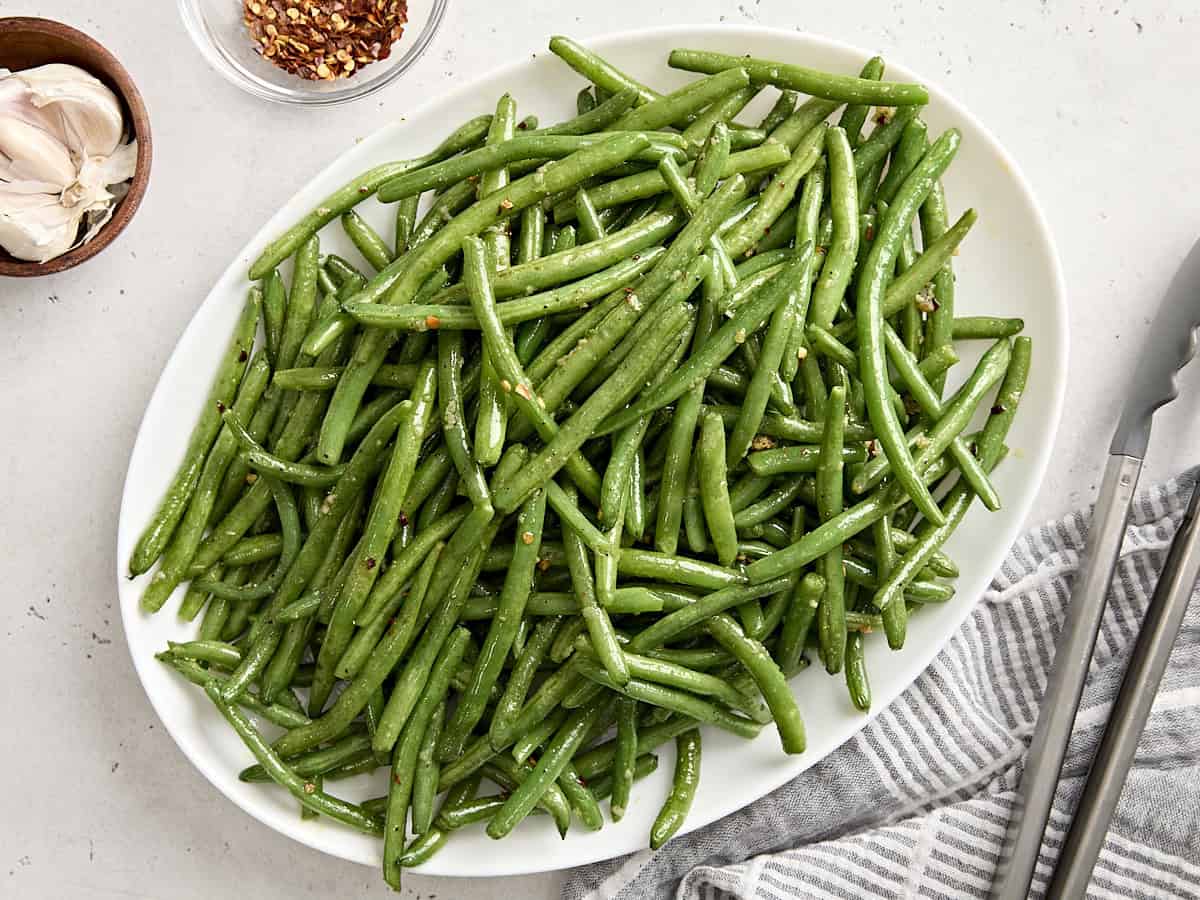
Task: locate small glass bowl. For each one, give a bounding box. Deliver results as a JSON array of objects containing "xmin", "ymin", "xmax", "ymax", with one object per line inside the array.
[{"xmin": 178, "ymin": 0, "xmax": 447, "ymax": 106}]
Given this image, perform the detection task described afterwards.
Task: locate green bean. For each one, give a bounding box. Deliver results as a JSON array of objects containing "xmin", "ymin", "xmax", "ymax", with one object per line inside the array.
[
  {"xmin": 263, "ymin": 512, "xmax": 439, "ymax": 754},
  {"xmin": 855, "ymin": 338, "xmax": 1009, "ymax": 494},
  {"xmin": 611, "ymin": 67, "xmax": 749, "ymax": 131},
  {"xmin": 249, "ymin": 114, "xmax": 492, "ymax": 279},
  {"xmin": 668, "ymin": 48, "xmax": 928, "ymax": 106},
  {"xmin": 855, "ymin": 130, "xmax": 962, "ymax": 526},
  {"xmin": 919, "ymin": 175, "xmax": 955, "ymax": 395},
  {"xmin": 239, "ymin": 730, "xmax": 372, "ymax": 782},
  {"xmin": 373, "ymin": 511, "xmax": 500, "ymax": 754},
  {"xmin": 377, "ymin": 134, "xmax": 676, "ymax": 204},
  {"xmin": 871, "ymin": 515, "xmax": 906, "ymax": 649},
  {"xmin": 254, "ymin": 279, "xmax": 283, "ymax": 369},
  {"xmin": 853, "ymin": 105, "xmax": 922, "ymax": 181},
  {"xmin": 827, "ymin": 207, "xmax": 977, "ymax": 342},
  {"xmin": 728, "ymin": 249, "xmax": 816, "ymax": 465},
  {"xmin": 337, "ymin": 542, "xmax": 438, "ymax": 686},
  {"xmin": 844, "ymin": 631, "xmax": 871, "ymax": 711},
  {"xmin": 548, "ymin": 35, "xmax": 659, "ymax": 105},
  {"xmin": 437, "ymin": 331, "xmax": 491, "ymax": 506},
  {"xmin": 532, "ymin": 174, "xmax": 744, "ymax": 421},
  {"xmin": 161, "ymin": 656, "xmax": 310, "ymax": 728},
  {"xmin": 383, "ymin": 626, "xmax": 468, "ymax": 889},
  {"xmin": 355, "ymin": 505, "xmax": 468, "ymax": 629},
  {"xmin": 694, "ymin": 408, "xmax": 737, "ymax": 566},
  {"xmin": 542, "ymin": 87, "xmax": 637, "ymax": 135},
  {"xmin": 552, "ymin": 223, "xmax": 578, "ymax": 252},
  {"xmin": 461, "ymin": 234, "xmax": 605, "ymax": 504},
  {"xmin": 609, "ymin": 698, "xmax": 638, "ymax": 822},
  {"xmin": 512, "ymin": 706, "xmax": 567, "ymax": 767},
  {"xmin": 876, "ymin": 116, "xmax": 928, "ymax": 204},
  {"xmin": 883, "ymin": 325, "xmax": 1000, "ymax": 509},
  {"xmin": 580, "ymin": 642, "xmax": 757, "ymax": 717},
  {"xmin": 340, "ymin": 211, "xmax": 394, "ymax": 271},
  {"xmin": 574, "ymin": 187, "xmax": 606, "ymax": 243},
  {"xmin": 196, "ymin": 532, "xmax": 283, "ymax": 573},
  {"xmin": 597, "ymin": 250, "xmax": 809, "ymax": 437},
  {"xmin": 814, "ymin": 386, "xmax": 848, "ymax": 674},
  {"xmin": 723, "ymin": 123, "xmax": 825, "ymax": 258},
  {"xmin": 729, "ymin": 476, "xmax": 806, "ymax": 530},
  {"xmin": 682, "ymin": 87, "xmax": 756, "ymax": 150},
  {"xmin": 556, "ymin": 490, "xmax": 625, "ymax": 687},
  {"xmin": 690, "ymin": 121, "xmax": 731, "ymax": 199},
  {"xmin": 318, "ymin": 135, "xmax": 653, "ymax": 467},
  {"xmin": 552, "ymin": 144, "xmax": 787, "ymax": 222},
  {"xmin": 492, "ymin": 297, "xmax": 691, "ymax": 512},
  {"xmin": 192, "ymin": 477, "xmax": 300, "ymax": 604},
  {"xmin": 394, "ymin": 194, "xmax": 420, "ymax": 257},
  {"xmin": 576, "ymin": 657, "xmax": 760, "ymax": 739},
  {"xmin": 442, "ymin": 488, "xmax": 545, "ymax": 761},
  {"xmin": 875, "ymin": 337, "xmax": 1029, "ymax": 609},
  {"xmin": 140, "ymin": 352, "xmax": 272, "ymax": 613},
  {"xmin": 808, "ymin": 127, "xmax": 859, "ymax": 330},
  {"xmin": 560, "ymin": 251, "xmax": 707, "ymax": 405},
  {"xmin": 747, "ymin": 444, "xmax": 865, "ymax": 476},
  {"xmin": 707, "ymin": 613, "xmax": 805, "ymax": 752},
  {"xmin": 312, "ymin": 367, "xmax": 435, "ymax": 709},
  {"xmin": 204, "ymin": 682, "xmax": 382, "ymax": 835},
  {"xmin": 475, "ymin": 95, "xmax": 519, "ymax": 465},
  {"xmin": 836, "ymin": 56, "xmax": 884, "ymax": 147},
  {"xmin": 951, "ymin": 316, "xmax": 1025, "ymax": 340},
  {"xmin": 481, "ymin": 755, "xmax": 573, "ymax": 838},
  {"xmin": 131, "ymin": 292, "xmax": 259, "ymax": 579},
  {"xmin": 649, "ymin": 729, "xmax": 701, "ymax": 849},
  {"xmin": 546, "ymin": 480, "xmax": 612, "ymax": 555},
  {"xmin": 489, "ymin": 616, "xmax": 562, "ymax": 750},
  {"xmin": 654, "ymin": 257, "xmax": 721, "ymax": 556}
]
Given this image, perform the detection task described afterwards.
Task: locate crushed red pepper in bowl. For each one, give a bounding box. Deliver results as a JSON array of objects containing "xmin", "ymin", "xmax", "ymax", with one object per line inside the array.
[{"xmin": 243, "ymin": 0, "xmax": 409, "ymax": 81}]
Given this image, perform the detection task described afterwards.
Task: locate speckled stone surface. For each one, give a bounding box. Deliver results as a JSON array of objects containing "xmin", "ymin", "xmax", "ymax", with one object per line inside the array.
[{"xmin": 2, "ymin": 2, "xmax": 1198, "ymax": 897}]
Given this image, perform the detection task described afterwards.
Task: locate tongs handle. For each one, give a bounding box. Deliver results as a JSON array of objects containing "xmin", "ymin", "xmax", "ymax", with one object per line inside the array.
[
  {"xmin": 1048, "ymin": 478, "xmax": 1200, "ymax": 897},
  {"xmin": 991, "ymin": 453, "xmax": 1143, "ymax": 899}
]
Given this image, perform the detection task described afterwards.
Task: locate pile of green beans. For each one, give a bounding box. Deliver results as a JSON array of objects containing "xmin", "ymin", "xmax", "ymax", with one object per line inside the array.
[{"xmin": 131, "ymin": 36, "xmax": 1032, "ymax": 889}]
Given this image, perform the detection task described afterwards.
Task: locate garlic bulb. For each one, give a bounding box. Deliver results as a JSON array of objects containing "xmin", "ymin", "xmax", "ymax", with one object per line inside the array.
[{"xmin": 0, "ymin": 63, "xmax": 137, "ymax": 263}]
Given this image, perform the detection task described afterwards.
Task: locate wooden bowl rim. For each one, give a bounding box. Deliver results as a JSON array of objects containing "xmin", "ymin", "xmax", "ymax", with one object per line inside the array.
[{"xmin": 0, "ymin": 16, "xmax": 153, "ymax": 277}]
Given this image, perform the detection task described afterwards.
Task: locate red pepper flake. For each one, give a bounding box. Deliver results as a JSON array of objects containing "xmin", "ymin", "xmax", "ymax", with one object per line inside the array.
[
  {"xmin": 237, "ymin": 349, "xmax": 249, "ymax": 362},
  {"xmin": 243, "ymin": 0, "xmax": 408, "ymax": 82},
  {"xmin": 991, "ymin": 403, "xmax": 1007, "ymax": 415},
  {"xmin": 425, "ymin": 315, "xmax": 441, "ymax": 330},
  {"xmin": 365, "ymin": 557, "xmax": 377, "ymax": 569},
  {"xmin": 216, "ymin": 401, "xmax": 227, "ymax": 413},
  {"xmin": 537, "ymin": 558, "xmax": 552, "ymax": 572},
  {"xmin": 397, "ymin": 510, "xmax": 409, "ymax": 527},
  {"xmin": 864, "ymin": 224, "xmax": 876, "ymax": 242}
]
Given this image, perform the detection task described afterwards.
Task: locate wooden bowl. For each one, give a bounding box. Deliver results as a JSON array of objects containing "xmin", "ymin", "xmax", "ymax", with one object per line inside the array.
[{"xmin": 0, "ymin": 17, "xmax": 152, "ymax": 277}]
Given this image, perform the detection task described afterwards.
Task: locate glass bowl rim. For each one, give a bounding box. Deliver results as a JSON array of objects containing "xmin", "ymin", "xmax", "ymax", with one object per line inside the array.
[{"xmin": 177, "ymin": 0, "xmax": 448, "ymax": 107}]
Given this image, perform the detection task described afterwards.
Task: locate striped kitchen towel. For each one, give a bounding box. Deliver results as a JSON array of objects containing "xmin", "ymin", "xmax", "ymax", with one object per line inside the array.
[{"xmin": 563, "ymin": 467, "xmax": 1200, "ymax": 900}]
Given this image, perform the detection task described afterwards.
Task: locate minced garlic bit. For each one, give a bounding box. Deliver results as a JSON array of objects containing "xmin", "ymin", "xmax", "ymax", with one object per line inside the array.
[
  {"xmin": 915, "ymin": 285, "xmax": 939, "ymax": 313},
  {"xmin": 520, "ymin": 531, "xmax": 535, "ymax": 545},
  {"xmin": 734, "ymin": 328, "xmax": 747, "ymax": 344},
  {"xmin": 751, "ymin": 435, "xmax": 776, "ymax": 450}
]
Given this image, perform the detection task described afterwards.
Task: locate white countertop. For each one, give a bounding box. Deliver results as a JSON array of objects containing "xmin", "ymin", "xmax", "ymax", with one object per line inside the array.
[{"xmin": 2, "ymin": 1, "xmax": 1198, "ymax": 898}]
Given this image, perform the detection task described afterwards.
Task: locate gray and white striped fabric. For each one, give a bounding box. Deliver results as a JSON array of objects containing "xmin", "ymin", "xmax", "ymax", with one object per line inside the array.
[{"xmin": 564, "ymin": 468, "xmax": 1200, "ymax": 900}]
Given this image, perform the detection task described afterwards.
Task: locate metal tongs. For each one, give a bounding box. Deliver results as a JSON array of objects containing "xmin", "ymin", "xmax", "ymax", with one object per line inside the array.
[{"xmin": 992, "ymin": 240, "xmax": 1200, "ymax": 899}]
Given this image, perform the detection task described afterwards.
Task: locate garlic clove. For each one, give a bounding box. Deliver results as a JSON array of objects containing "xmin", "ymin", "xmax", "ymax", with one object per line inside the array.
[
  {"xmin": 0, "ymin": 75, "xmax": 69, "ymax": 145},
  {"xmin": 8, "ymin": 64, "xmax": 125, "ymax": 158},
  {"xmin": 0, "ymin": 187, "xmax": 80, "ymax": 262},
  {"xmin": 0, "ymin": 116, "xmax": 75, "ymax": 188}
]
